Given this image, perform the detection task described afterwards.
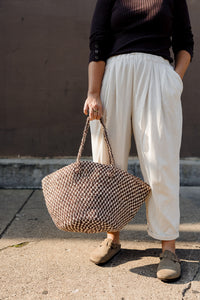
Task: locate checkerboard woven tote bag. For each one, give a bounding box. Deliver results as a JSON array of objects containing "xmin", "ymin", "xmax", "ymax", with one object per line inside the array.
[{"xmin": 42, "ymin": 116, "xmax": 151, "ymax": 233}]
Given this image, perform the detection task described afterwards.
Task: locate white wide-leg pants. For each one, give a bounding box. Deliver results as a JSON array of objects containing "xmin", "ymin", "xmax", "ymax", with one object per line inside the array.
[{"xmin": 89, "ymin": 52, "xmax": 183, "ymax": 241}]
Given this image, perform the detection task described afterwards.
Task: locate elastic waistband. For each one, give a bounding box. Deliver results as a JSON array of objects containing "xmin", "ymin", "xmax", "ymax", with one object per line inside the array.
[{"xmin": 106, "ymin": 52, "xmax": 171, "ymax": 66}]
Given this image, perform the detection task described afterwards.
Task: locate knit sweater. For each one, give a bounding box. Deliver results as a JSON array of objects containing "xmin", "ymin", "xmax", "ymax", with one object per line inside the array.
[{"xmin": 89, "ymin": 0, "xmax": 194, "ymax": 63}]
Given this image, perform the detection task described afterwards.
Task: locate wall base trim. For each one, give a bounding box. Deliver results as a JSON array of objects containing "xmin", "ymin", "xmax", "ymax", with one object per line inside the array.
[{"xmin": 0, "ymin": 157, "xmax": 200, "ymax": 188}]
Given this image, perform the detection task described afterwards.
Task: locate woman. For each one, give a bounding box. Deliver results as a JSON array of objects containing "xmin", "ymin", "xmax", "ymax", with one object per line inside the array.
[{"xmin": 83, "ymin": 0, "xmax": 194, "ymax": 281}]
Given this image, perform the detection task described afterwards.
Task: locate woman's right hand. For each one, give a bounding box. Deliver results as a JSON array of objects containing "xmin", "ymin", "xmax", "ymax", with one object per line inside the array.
[{"xmin": 83, "ymin": 93, "xmax": 103, "ymax": 121}]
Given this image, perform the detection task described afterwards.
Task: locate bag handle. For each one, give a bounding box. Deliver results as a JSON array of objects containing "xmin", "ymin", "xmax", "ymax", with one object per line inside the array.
[{"xmin": 76, "ymin": 116, "xmax": 116, "ymax": 166}]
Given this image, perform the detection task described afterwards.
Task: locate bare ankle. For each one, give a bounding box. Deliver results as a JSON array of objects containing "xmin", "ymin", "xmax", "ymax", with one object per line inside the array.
[
  {"xmin": 162, "ymin": 240, "xmax": 176, "ymax": 254},
  {"xmin": 107, "ymin": 231, "xmax": 120, "ymax": 244}
]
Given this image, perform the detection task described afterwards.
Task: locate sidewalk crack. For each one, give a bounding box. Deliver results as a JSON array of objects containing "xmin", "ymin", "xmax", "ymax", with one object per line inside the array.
[
  {"xmin": 182, "ymin": 282, "xmax": 192, "ymax": 299},
  {"xmin": 0, "ymin": 241, "xmax": 31, "ymax": 252},
  {"xmin": 182, "ymin": 261, "xmax": 200, "ymax": 299},
  {"xmin": 0, "ymin": 190, "xmax": 35, "ymax": 239}
]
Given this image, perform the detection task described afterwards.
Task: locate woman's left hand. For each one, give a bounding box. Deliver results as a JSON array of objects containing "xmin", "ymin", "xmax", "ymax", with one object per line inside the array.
[{"xmin": 174, "ymin": 70, "xmax": 184, "ymax": 80}]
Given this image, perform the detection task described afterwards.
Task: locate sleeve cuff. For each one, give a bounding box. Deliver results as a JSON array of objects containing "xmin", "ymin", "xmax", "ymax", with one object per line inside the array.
[{"xmin": 89, "ymin": 40, "xmax": 109, "ymax": 63}]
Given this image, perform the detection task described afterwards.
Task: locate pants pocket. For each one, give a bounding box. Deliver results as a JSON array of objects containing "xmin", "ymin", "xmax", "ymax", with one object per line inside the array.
[{"xmin": 168, "ymin": 65, "xmax": 183, "ymax": 94}]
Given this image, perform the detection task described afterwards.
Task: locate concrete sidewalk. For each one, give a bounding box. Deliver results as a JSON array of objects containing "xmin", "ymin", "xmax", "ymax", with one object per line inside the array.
[{"xmin": 0, "ymin": 188, "xmax": 199, "ymax": 300}]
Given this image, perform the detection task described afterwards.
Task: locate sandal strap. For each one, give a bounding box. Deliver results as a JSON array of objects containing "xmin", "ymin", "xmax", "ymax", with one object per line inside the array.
[{"xmin": 160, "ymin": 250, "xmax": 180, "ymax": 263}]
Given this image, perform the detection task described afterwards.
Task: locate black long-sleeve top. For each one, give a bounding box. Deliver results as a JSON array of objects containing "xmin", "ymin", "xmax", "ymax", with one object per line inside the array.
[{"xmin": 89, "ymin": 0, "xmax": 194, "ymax": 63}]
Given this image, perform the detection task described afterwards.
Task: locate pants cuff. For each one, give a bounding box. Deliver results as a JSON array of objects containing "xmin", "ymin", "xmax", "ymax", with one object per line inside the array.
[{"xmin": 147, "ymin": 228, "xmax": 179, "ymax": 241}]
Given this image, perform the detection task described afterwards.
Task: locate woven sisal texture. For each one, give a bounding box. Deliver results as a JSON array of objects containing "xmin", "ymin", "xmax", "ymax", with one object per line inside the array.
[{"xmin": 42, "ymin": 117, "xmax": 151, "ymax": 233}]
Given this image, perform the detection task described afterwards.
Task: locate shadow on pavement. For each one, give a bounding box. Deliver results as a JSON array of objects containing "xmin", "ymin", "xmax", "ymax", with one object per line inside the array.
[{"xmin": 98, "ymin": 247, "xmax": 200, "ymax": 285}]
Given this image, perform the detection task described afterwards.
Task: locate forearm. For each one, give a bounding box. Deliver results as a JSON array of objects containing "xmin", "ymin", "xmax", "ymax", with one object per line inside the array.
[
  {"xmin": 174, "ymin": 50, "xmax": 191, "ymax": 80},
  {"xmin": 83, "ymin": 61, "xmax": 105, "ymax": 120},
  {"xmin": 87, "ymin": 61, "xmax": 106, "ymax": 96}
]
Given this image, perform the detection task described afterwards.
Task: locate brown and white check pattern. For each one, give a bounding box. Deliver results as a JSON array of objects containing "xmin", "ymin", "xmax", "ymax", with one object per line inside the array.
[{"xmin": 42, "ymin": 117, "xmax": 151, "ymax": 233}]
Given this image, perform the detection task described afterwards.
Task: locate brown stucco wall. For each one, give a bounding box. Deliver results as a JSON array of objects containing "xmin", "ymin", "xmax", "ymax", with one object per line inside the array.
[{"xmin": 0, "ymin": 0, "xmax": 199, "ymax": 158}]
